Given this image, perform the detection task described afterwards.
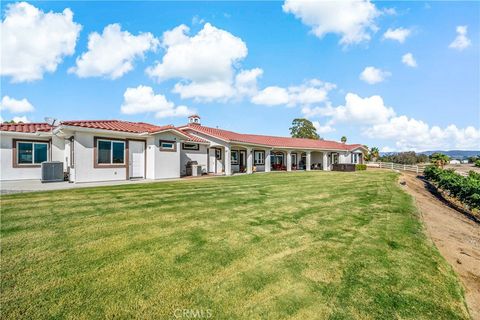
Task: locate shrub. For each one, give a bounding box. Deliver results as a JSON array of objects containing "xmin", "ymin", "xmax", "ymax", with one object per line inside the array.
[
  {"xmin": 356, "ymin": 164, "xmax": 367, "ymax": 171},
  {"xmin": 423, "ymin": 165, "xmax": 480, "ymax": 209},
  {"xmin": 475, "ymin": 159, "xmax": 480, "ymax": 168}
]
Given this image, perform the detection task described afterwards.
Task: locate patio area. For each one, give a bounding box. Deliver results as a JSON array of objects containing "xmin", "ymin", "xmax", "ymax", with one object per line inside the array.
[{"xmin": 0, "ymin": 175, "xmax": 220, "ymax": 194}]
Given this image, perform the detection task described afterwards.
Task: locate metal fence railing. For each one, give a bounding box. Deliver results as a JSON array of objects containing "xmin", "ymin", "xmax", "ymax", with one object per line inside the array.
[{"xmin": 366, "ymin": 161, "xmax": 429, "ymax": 174}]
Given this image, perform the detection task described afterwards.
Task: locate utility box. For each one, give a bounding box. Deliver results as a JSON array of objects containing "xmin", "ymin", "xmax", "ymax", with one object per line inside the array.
[
  {"xmin": 41, "ymin": 161, "xmax": 64, "ymax": 183},
  {"xmin": 191, "ymin": 164, "xmax": 203, "ymax": 177}
]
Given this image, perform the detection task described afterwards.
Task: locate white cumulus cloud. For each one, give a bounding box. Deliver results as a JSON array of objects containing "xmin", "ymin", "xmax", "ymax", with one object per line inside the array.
[
  {"xmin": 1, "ymin": 2, "xmax": 82, "ymax": 82},
  {"xmin": 359, "ymin": 66, "xmax": 391, "ymax": 84},
  {"xmin": 402, "ymin": 53, "xmax": 417, "ymax": 67},
  {"xmin": 383, "ymin": 27, "xmax": 411, "ymax": 43},
  {"xmin": 449, "ymin": 25, "xmax": 471, "ymax": 51},
  {"xmin": 302, "ymin": 93, "xmax": 396, "ymax": 125},
  {"xmin": 303, "ymin": 92, "xmax": 480, "ymax": 151},
  {"xmin": 312, "ymin": 121, "xmax": 335, "ymax": 134},
  {"xmin": 120, "ymin": 85, "xmax": 194, "ymax": 119},
  {"xmin": 69, "ymin": 24, "xmax": 159, "ymax": 79},
  {"xmin": 364, "ymin": 116, "xmax": 480, "ymax": 151},
  {"xmin": 235, "ymin": 68, "xmax": 264, "ymax": 97},
  {"xmin": 251, "ymin": 86, "xmax": 289, "ymax": 106},
  {"xmin": 12, "ymin": 116, "xmax": 30, "ymax": 123},
  {"xmin": 146, "ymin": 23, "xmax": 252, "ymax": 101},
  {"xmin": 251, "ymin": 79, "xmax": 335, "ymax": 107},
  {"xmin": 0, "ymin": 96, "xmax": 35, "ymax": 113},
  {"xmin": 282, "ymin": 0, "xmax": 380, "ymax": 45}
]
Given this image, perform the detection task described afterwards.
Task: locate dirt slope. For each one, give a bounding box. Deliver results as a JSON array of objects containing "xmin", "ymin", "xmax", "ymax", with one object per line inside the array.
[{"xmin": 400, "ymin": 172, "xmax": 480, "ymax": 319}]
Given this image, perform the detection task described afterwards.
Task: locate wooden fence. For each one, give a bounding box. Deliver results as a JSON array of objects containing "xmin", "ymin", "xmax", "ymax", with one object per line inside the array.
[{"xmin": 366, "ymin": 161, "xmax": 428, "ymax": 174}]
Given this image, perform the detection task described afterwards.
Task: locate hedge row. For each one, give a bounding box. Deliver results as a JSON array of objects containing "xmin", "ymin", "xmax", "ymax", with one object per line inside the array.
[
  {"xmin": 424, "ymin": 166, "xmax": 480, "ymax": 209},
  {"xmin": 356, "ymin": 164, "xmax": 367, "ymax": 171}
]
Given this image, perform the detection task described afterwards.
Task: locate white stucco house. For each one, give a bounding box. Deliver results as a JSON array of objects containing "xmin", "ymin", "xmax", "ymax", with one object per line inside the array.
[{"xmin": 0, "ymin": 115, "xmax": 366, "ymax": 183}]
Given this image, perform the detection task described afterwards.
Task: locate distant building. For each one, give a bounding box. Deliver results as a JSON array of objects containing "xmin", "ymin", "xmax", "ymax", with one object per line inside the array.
[{"xmin": 449, "ymin": 159, "xmax": 461, "ymax": 165}]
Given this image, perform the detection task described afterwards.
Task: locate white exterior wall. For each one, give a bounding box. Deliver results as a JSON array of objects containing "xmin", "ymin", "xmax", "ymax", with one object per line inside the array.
[
  {"xmin": 146, "ymin": 132, "xmax": 181, "ymax": 179},
  {"xmin": 73, "ymin": 132, "xmax": 127, "ymax": 183},
  {"xmin": 180, "ymin": 144, "xmax": 208, "ymax": 175},
  {"xmin": 146, "ymin": 137, "xmax": 156, "ymax": 180},
  {"xmin": 184, "ymin": 130, "xmax": 228, "ymax": 174},
  {"xmin": 51, "ymin": 135, "xmax": 66, "ymax": 164},
  {"xmin": 0, "ymin": 134, "xmax": 54, "ymax": 181},
  {"xmin": 339, "ymin": 152, "xmax": 350, "ymax": 164}
]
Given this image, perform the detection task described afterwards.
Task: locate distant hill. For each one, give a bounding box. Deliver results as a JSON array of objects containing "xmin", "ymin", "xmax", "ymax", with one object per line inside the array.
[{"xmin": 418, "ymin": 150, "xmax": 480, "ymax": 160}]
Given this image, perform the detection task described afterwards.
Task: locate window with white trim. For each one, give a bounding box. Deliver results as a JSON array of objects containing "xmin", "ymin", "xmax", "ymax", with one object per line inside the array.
[
  {"xmin": 231, "ymin": 150, "xmax": 239, "ymax": 164},
  {"xmin": 182, "ymin": 143, "xmax": 199, "ymax": 150},
  {"xmin": 97, "ymin": 139, "xmax": 125, "ymax": 164},
  {"xmin": 254, "ymin": 151, "xmax": 265, "ymax": 165},
  {"xmin": 16, "ymin": 141, "xmax": 48, "ymax": 165},
  {"xmin": 159, "ymin": 140, "xmax": 176, "ymax": 151}
]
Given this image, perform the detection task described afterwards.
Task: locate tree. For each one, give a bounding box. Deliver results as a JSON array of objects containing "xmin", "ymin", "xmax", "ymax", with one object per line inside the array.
[
  {"xmin": 430, "ymin": 153, "xmax": 450, "ymax": 168},
  {"xmin": 341, "ymin": 136, "xmax": 347, "ymax": 143},
  {"xmin": 289, "ymin": 118, "xmax": 320, "ymax": 140},
  {"xmin": 370, "ymin": 147, "xmax": 379, "ymax": 161}
]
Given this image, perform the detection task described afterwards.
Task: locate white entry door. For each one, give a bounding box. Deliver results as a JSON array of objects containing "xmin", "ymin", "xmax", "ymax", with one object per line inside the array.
[{"xmin": 129, "ymin": 141, "xmax": 145, "ymax": 178}]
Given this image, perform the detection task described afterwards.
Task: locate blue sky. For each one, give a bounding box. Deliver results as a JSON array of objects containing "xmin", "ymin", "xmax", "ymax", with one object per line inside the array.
[{"xmin": 1, "ymin": 1, "xmax": 479, "ymax": 151}]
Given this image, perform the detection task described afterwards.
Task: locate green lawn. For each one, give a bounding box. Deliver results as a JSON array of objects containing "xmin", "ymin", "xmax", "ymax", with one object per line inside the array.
[{"xmin": 1, "ymin": 171, "xmax": 469, "ymax": 319}]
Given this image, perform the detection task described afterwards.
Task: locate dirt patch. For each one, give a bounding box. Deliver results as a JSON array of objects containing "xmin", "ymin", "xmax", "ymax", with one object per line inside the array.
[
  {"xmin": 400, "ymin": 171, "xmax": 480, "ymax": 319},
  {"xmin": 445, "ymin": 163, "xmax": 480, "ymax": 175}
]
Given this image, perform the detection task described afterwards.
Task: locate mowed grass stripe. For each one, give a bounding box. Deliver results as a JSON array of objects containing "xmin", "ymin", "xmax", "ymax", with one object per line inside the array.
[{"xmin": 1, "ymin": 171, "xmax": 469, "ymax": 319}]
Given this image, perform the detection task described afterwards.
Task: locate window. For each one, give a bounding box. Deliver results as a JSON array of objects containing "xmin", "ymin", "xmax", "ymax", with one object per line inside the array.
[
  {"xmin": 160, "ymin": 140, "xmax": 176, "ymax": 151},
  {"xmin": 332, "ymin": 153, "xmax": 339, "ymax": 164},
  {"xmin": 16, "ymin": 141, "xmax": 48, "ymax": 165},
  {"xmin": 182, "ymin": 143, "xmax": 199, "ymax": 150},
  {"xmin": 352, "ymin": 153, "xmax": 357, "ymax": 164},
  {"xmin": 215, "ymin": 149, "xmax": 222, "ymax": 160},
  {"xmin": 231, "ymin": 150, "xmax": 238, "ymax": 164},
  {"xmin": 97, "ymin": 139, "xmax": 125, "ymax": 164},
  {"xmin": 254, "ymin": 151, "xmax": 265, "ymax": 165}
]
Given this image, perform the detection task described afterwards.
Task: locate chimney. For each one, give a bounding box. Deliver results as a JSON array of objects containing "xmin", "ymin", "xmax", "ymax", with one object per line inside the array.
[{"xmin": 188, "ymin": 114, "xmax": 201, "ymax": 125}]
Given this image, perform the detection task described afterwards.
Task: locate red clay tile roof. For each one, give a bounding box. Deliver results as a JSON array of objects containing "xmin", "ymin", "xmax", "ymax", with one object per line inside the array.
[
  {"xmin": 1, "ymin": 120, "xmax": 364, "ymax": 150},
  {"xmin": 1, "ymin": 120, "xmax": 205, "ymax": 143},
  {"xmin": 61, "ymin": 120, "xmax": 204, "ymax": 141},
  {"xmin": 181, "ymin": 132, "xmax": 209, "ymax": 143},
  {"xmin": 60, "ymin": 120, "xmax": 171, "ymax": 134},
  {"xmin": 0, "ymin": 122, "xmax": 53, "ymax": 133},
  {"xmin": 181, "ymin": 123, "xmax": 364, "ymax": 151}
]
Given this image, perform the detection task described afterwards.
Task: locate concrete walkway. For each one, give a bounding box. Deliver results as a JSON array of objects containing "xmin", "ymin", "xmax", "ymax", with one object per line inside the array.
[{"xmin": 0, "ymin": 175, "xmax": 223, "ymax": 195}]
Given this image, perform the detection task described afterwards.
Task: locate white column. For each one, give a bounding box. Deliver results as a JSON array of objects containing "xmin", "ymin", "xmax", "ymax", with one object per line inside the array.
[
  {"xmin": 323, "ymin": 152, "xmax": 329, "ymax": 171},
  {"xmin": 246, "ymin": 147, "xmax": 253, "ymax": 174},
  {"xmin": 306, "ymin": 151, "xmax": 311, "ymax": 171},
  {"xmin": 224, "ymin": 145, "xmax": 232, "ymax": 175},
  {"xmin": 265, "ymin": 149, "xmax": 271, "ymax": 172},
  {"xmin": 286, "ymin": 150, "xmax": 292, "ymax": 171}
]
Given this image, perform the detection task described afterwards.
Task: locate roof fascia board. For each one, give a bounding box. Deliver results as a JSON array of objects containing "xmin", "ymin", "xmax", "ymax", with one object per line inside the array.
[
  {"xmin": 59, "ymin": 125, "xmax": 149, "ymax": 138},
  {"xmin": 0, "ymin": 131, "xmax": 52, "ymax": 137},
  {"xmin": 181, "ymin": 128, "xmax": 231, "ymax": 143},
  {"xmin": 149, "ymin": 128, "xmax": 191, "ymax": 139}
]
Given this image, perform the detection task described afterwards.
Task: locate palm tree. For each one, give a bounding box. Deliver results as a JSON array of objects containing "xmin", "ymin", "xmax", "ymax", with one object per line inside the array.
[
  {"xmin": 341, "ymin": 136, "xmax": 347, "ymax": 143},
  {"xmin": 370, "ymin": 147, "xmax": 380, "ymax": 161},
  {"xmin": 431, "ymin": 153, "xmax": 449, "ymax": 168}
]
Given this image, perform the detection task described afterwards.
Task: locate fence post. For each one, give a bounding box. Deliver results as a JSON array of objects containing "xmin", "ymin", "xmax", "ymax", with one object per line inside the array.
[
  {"xmin": 391, "ymin": 163, "xmax": 394, "ymax": 170},
  {"xmin": 403, "ymin": 164, "xmax": 406, "ymax": 171}
]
